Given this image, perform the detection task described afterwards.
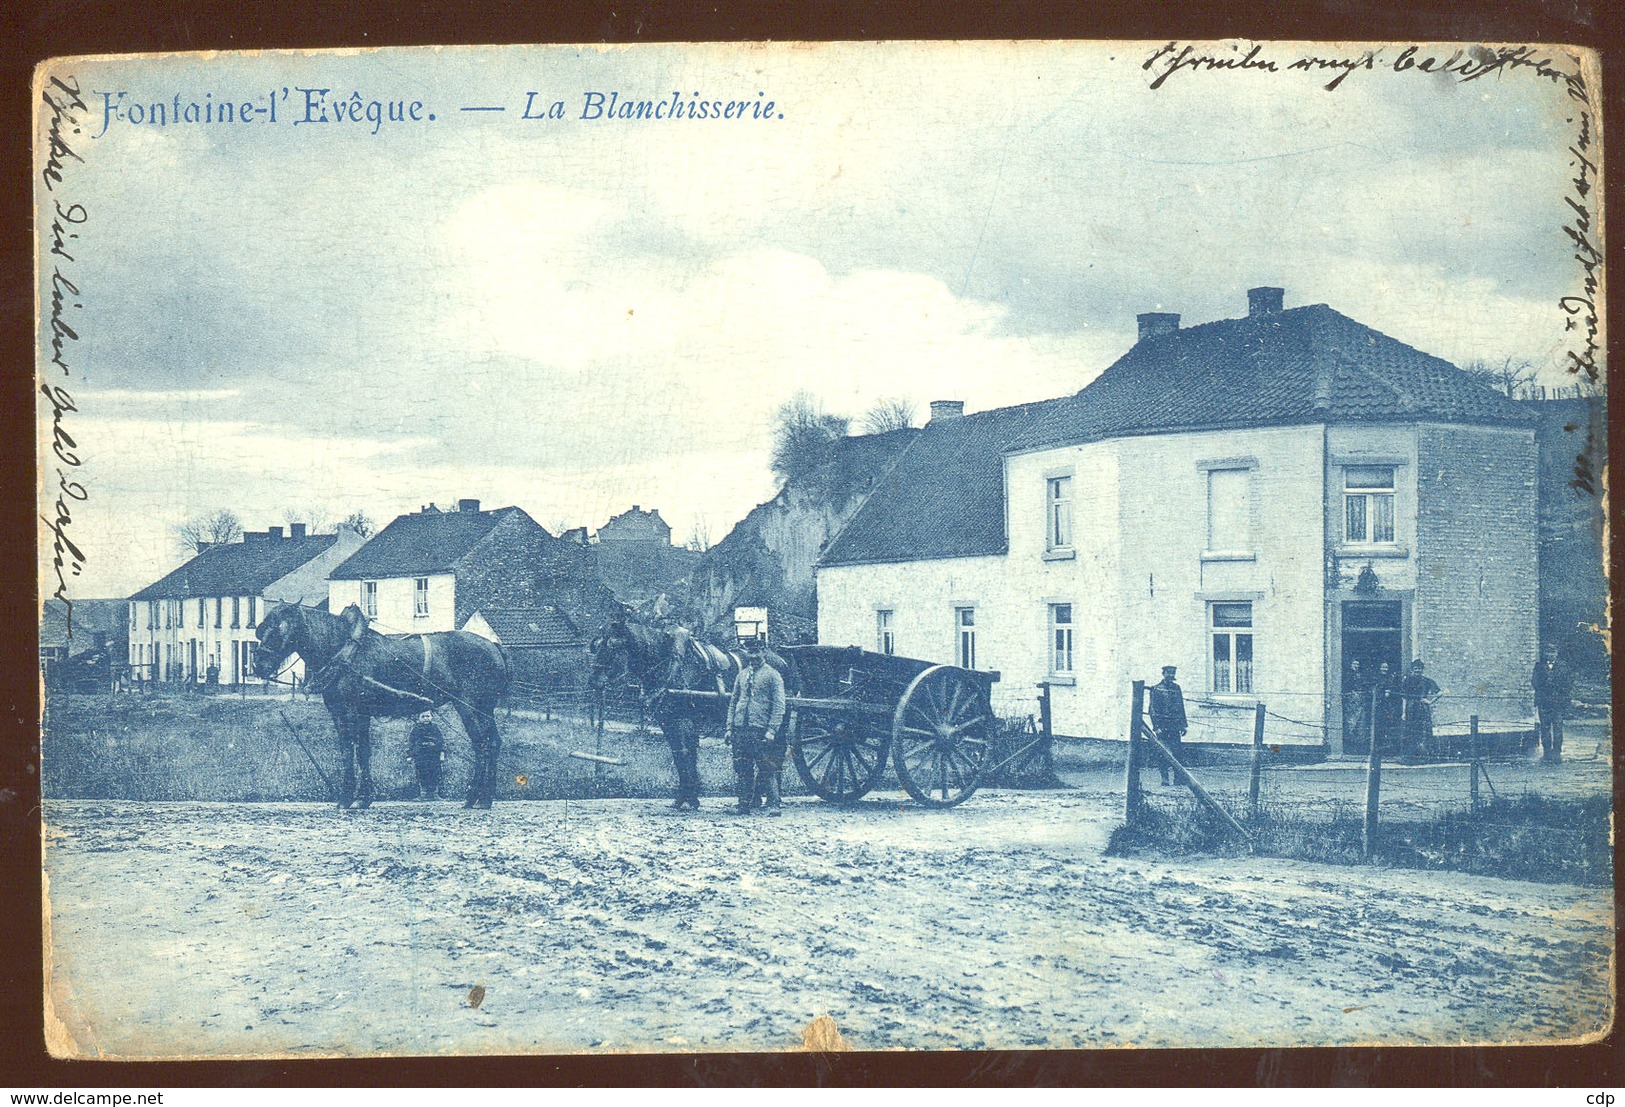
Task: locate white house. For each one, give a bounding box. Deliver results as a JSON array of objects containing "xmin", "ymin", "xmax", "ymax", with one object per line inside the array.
[
  {"xmin": 127, "ymin": 523, "xmax": 366, "ymax": 687},
  {"xmin": 327, "ymin": 499, "xmax": 621, "ymax": 637},
  {"xmin": 816, "ymin": 288, "xmax": 1538, "ymax": 754}
]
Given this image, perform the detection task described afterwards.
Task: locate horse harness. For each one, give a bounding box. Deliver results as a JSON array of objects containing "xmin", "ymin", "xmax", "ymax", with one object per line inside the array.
[
  {"xmin": 308, "ymin": 629, "xmax": 438, "ymax": 705},
  {"xmin": 636, "ymin": 628, "xmax": 735, "ymax": 708}
]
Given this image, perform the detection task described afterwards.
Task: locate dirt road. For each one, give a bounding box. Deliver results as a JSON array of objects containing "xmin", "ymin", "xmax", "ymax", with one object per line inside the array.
[{"xmin": 43, "ymin": 787, "xmax": 1612, "ymax": 1057}]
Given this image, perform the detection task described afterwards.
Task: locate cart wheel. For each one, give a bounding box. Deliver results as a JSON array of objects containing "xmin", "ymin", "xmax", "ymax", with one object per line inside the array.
[
  {"xmin": 791, "ymin": 709, "xmax": 887, "ymax": 805},
  {"xmin": 891, "ymin": 665, "xmax": 994, "ymax": 807}
]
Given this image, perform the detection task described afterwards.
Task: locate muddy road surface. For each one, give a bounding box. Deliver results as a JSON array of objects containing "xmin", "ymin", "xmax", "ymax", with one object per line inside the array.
[{"xmin": 44, "ymin": 788, "xmax": 1612, "ymax": 1057}]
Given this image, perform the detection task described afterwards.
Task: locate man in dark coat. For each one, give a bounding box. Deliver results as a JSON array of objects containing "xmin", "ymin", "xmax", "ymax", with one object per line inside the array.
[
  {"xmin": 1147, "ymin": 665, "xmax": 1188, "ymax": 786},
  {"xmin": 1396, "ymin": 660, "xmax": 1441, "ymax": 760},
  {"xmin": 1372, "ymin": 660, "xmax": 1401, "ymax": 756},
  {"xmin": 409, "ymin": 711, "xmax": 447, "ymax": 799},
  {"xmin": 724, "ymin": 639, "xmax": 787, "ymax": 815},
  {"xmin": 1532, "ymin": 643, "xmax": 1573, "ymax": 764}
]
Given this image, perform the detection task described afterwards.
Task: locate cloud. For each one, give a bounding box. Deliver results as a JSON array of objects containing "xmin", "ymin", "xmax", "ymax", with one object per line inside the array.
[{"xmin": 42, "ymin": 43, "xmax": 1597, "ymax": 599}]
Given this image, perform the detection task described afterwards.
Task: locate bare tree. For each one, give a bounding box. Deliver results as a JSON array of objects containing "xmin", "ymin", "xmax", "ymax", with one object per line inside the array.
[
  {"xmin": 770, "ymin": 391, "xmax": 850, "ymax": 484},
  {"xmin": 1460, "ymin": 356, "xmax": 1540, "ymax": 399},
  {"xmin": 282, "ymin": 505, "xmax": 332, "ymax": 534},
  {"xmin": 339, "ymin": 510, "xmax": 376, "ymax": 538},
  {"xmin": 174, "ymin": 509, "xmax": 243, "ymax": 554},
  {"xmin": 860, "ymin": 396, "xmax": 918, "ymax": 434},
  {"xmin": 686, "ymin": 513, "xmax": 713, "ymax": 552}
]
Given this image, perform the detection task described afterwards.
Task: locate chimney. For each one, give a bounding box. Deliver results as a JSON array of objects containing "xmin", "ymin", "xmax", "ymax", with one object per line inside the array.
[
  {"xmin": 267, "ymin": 526, "xmax": 283, "ymax": 539},
  {"xmin": 289, "ymin": 522, "xmax": 307, "ymax": 539},
  {"xmin": 1248, "ymin": 286, "xmax": 1285, "ymax": 317},
  {"xmin": 1137, "ymin": 312, "xmax": 1180, "ymax": 341},
  {"xmin": 928, "ymin": 400, "xmax": 965, "ymax": 422},
  {"xmin": 195, "ymin": 541, "xmax": 212, "ymax": 553},
  {"xmin": 458, "ymin": 498, "xmax": 480, "ymax": 513},
  {"xmin": 632, "ymin": 505, "xmax": 641, "ymax": 513}
]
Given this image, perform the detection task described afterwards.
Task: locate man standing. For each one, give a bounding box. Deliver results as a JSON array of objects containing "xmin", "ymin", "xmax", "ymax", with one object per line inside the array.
[
  {"xmin": 1532, "ymin": 643, "xmax": 1573, "ymax": 764},
  {"xmin": 1396, "ymin": 660, "xmax": 1441, "ymax": 760},
  {"xmin": 409, "ymin": 711, "xmax": 447, "ymax": 799},
  {"xmin": 725, "ymin": 639, "xmax": 787, "ymax": 815},
  {"xmin": 1147, "ymin": 665, "xmax": 1188, "ymax": 787}
]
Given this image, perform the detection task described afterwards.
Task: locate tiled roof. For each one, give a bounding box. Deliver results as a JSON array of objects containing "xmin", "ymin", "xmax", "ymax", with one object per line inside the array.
[
  {"xmin": 40, "ymin": 598, "xmax": 127, "ymax": 648},
  {"xmin": 330, "ymin": 507, "xmax": 520, "ymax": 580},
  {"xmin": 818, "ymin": 398, "xmax": 1071, "ymax": 567},
  {"xmin": 1010, "ymin": 304, "xmax": 1533, "ymax": 452},
  {"xmin": 130, "ymin": 534, "xmax": 340, "ymax": 600},
  {"xmin": 470, "ymin": 607, "xmax": 581, "ymax": 649},
  {"xmin": 819, "ymin": 300, "xmax": 1534, "ymax": 569}
]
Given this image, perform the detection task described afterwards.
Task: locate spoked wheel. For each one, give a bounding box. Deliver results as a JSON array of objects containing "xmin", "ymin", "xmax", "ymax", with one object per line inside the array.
[
  {"xmin": 790, "ymin": 708, "xmax": 888, "ymax": 805},
  {"xmin": 891, "ymin": 665, "xmax": 995, "ymax": 808}
]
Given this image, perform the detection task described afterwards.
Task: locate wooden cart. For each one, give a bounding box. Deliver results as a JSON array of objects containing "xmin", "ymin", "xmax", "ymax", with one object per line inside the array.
[{"xmin": 675, "ymin": 644, "xmax": 1005, "ymax": 808}]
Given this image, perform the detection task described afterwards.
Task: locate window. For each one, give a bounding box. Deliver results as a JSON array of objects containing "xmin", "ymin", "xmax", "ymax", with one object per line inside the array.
[
  {"xmin": 415, "ymin": 577, "xmax": 430, "ymax": 617},
  {"xmin": 876, "ymin": 609, "xmax": 895, "ymax": 656},
  {"xmin": 247, "ymin": 596, "xmax": 257, "ymax": 626},
  {"xmin": 362, "ymin": 581, "xmax": 379, "ymax": 619},
  {"xmin": 241, "ymin": 640, "xmax": 254, "ymax": 681},
  {"xmin": 1344, "ymin": 465, "xmax": 1396, "ymax": 544},
  {"xmin": 213, "ymin": 597, "xmax": 222, "ymax": 628},
  {"xmin": 1048, "ymin": 603, "xmax": 1074, "ymax": 675},
  {"xmin": 196, "ymin": 599, "xmax": 204, "ymax": 628},
  {"xmin": 231, "ymin": 596, "xmax": 241, "ymax": 629},
  {"xmin": 1210, "ymin": 602, "xmax": 1254, "ymax": 695},
  {"xmin": 1207, "ymin": 468, "xmax": 1251, "ymax": 553},
  {"xmin": 955, "ymin": 607, "xmax": 977, "ymax": 670},
  {"xmin": 1046, "ymin": 475, "xmax": 1073, "ymax": 550}
]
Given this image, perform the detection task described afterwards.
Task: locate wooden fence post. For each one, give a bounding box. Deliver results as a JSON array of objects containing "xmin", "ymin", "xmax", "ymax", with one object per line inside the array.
[
  {"xmin": 1363, "ymin": 708, "xmax": 1383, "ymax": 860},
  {"xmin": 1469, "ymin": 714, "xmax": 1480, "ymax": 811},
  {"xmin": 1037, "ymin": 681, "xmax": 1055, "ymax": 781},
  {"xmin": 1249, "ymin": 701, "xmax": 1265, "ymax": 822},
  {"xmin": 1125, "ymin": 680, "xmax": 1145, "ymax": 824}
]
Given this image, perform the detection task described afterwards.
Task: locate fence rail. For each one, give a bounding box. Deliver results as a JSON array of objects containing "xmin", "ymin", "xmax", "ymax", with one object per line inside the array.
[{"xmin": 1122, "ymin": 679, "xmax": 1606, "ymax": 868}]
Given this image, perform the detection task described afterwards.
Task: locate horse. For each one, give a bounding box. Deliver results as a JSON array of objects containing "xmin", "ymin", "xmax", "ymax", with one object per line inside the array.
[
  {"xmin": 252, "ymin": 602, "xmax": 511, "ymax": 810},
  {"xmin": 588, "ymin": 613, "xmax": 742, "ymax": 809}
]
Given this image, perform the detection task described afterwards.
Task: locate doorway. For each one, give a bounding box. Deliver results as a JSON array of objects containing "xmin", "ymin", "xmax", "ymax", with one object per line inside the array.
[{"xmin": 1340, "ymin": 600, "xmax": 1402, "ymax": 755}]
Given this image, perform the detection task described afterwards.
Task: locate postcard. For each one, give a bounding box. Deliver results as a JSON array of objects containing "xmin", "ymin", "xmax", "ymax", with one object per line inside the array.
[{"xmin": 35, "ymin": 40, "xmax": 1608, "ymax": 1058}]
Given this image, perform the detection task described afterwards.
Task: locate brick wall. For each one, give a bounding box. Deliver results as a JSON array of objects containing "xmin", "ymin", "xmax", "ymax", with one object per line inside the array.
[{"xmin": 1415, "ymin": 424, "xmax": 1539, "ymax": 725}]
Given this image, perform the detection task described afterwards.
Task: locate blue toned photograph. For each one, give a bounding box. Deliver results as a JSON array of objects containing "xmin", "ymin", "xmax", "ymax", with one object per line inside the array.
[{"xmin": 35, "ymin": 41, "xmax": 1608, "ymax": 1057}]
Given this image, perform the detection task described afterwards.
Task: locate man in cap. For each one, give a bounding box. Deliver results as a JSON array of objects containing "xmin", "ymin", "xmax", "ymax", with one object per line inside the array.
[
  {"xmin": 724, "ymin": 638, "xmax": 787, "ymax": 815},
  {"xmin": 409, "ymin": 710, "xmax": 447, "ymax": 799},
  {"xmin": 1147, "ymin": 664, "xmax": 1188, "ymax": 786},
  {"xmin": 1532, "ymin": 642, "xmax": 1573, "ymax": 764}
]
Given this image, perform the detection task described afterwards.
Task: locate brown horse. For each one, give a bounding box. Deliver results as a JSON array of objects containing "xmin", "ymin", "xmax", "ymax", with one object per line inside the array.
[
  {"xmin": 588, "ymin": 613, "xmax": 742, "ymax": 808},
  {"xmin": 253, "ymin": 602, "xmax": 511, "ymax": 809}
]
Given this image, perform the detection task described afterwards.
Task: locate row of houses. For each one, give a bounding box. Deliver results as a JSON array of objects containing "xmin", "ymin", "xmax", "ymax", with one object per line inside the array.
[
  {"xmin": 122, "ymin": 503, "xmax": 681, "ymax": 690},
  {"xmin": 70, "ymin": 285, "xmax": 1603, "ymax": 758}
]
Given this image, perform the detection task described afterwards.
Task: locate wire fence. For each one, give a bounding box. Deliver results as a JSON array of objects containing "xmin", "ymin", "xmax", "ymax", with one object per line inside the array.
[{"xmin": 1121, "ymin": 679, "xmax": 1612, "ymax": 885}]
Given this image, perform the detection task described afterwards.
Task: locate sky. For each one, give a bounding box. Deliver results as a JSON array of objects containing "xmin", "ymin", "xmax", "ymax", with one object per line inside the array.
[{"xmin": 36, "ymin": 41, "xmax": 1601, "ymax": 599}]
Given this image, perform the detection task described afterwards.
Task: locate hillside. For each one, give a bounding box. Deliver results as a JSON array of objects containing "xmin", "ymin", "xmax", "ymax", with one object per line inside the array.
[{"xmin": 675, "ymin": 428, "xmax": 918, "ymax": 642}]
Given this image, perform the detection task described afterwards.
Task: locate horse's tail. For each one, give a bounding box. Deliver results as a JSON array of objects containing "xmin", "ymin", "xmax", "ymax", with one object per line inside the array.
[{"xmin": 492, "ymin": 640, "xmax": 514, "ymax": 693}]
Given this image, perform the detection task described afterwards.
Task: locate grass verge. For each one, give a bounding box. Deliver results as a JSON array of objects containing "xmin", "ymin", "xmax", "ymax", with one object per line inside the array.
[{"xmin": 1107, "ymin": 793, "xmax": 1612, "ymax": 886}]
